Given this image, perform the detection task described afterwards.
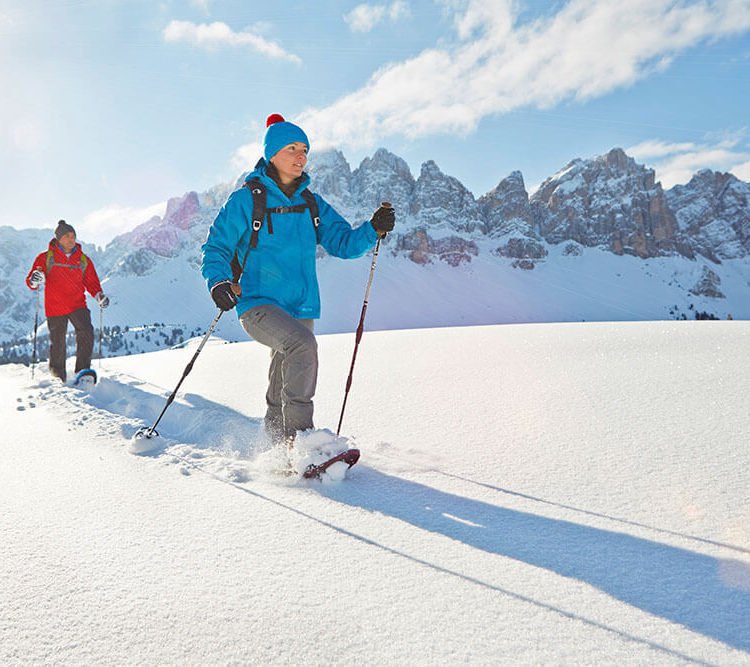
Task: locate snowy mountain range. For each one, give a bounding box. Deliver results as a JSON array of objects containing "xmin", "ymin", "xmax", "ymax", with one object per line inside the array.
[{"xmin": 2, "ymin": 147, "xmax": 749, "ymax": 364}]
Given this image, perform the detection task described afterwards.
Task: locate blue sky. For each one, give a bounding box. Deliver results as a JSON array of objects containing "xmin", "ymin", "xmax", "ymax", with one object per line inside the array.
[{"xmin": 2, "ymin": 0, "xmax": 750, "ymax": 246}]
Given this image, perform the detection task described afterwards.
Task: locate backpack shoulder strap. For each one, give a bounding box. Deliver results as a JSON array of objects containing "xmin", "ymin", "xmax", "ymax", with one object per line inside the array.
[
  {"xmin": 300, "ymin": 189, "xmax": 320, "ymax": 231},
  {"xmin": 243, "ymin": 178, "xmax": 267, "ymax": 250},
  {"xmin": 231, "ymin": 178, "xmax": 267, "ymax": 282},
  {"xmin": 46, "ymin": 246, "xmax": 88, "ymax": 272}
]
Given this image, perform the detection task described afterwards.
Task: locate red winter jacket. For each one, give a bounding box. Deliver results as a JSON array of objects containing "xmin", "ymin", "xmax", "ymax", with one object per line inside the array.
[{"xmin": 26, "ymin": 239, "xmax": 103, "ymax": 317}]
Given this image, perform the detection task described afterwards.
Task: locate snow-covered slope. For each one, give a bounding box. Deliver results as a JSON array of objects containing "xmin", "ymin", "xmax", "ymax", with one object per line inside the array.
[{"xmin": 2, "ymin": 321, "xmax": 749, "ymax": 664}]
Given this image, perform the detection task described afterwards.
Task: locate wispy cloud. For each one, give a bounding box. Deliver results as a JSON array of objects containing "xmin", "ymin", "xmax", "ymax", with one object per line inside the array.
[
  {"xmin": 163, "ymin": 20, "xmax": 301, "ymax": 64},
  {"xmin": 8, "ymin": 118, "xmax": 45, "ymax": 153},
  {"xmin": 234, "ymin": 0, "xmax": 750, "ymax": 161},
  {"xmin": 80, "ymin": 202, "xmax": 167, "ymax": 248},
  {"xmin": 190, "ymin": 0, "xmax": 213, "ymax": 13},
  {"xmin": 344, "ymin": 1, "xmax": 410, "ymax": 32},
  {"xmin": 732, "ymin": 159, "xmax": 750, "ymax": 181},
  {"xmin": 231, "ymin": 141, "xmax": 263, "ymax": 174},
  {"xmin": 621, "ymin": 140, "xmax": 700, "ymax": 161},
  {"xmin": 628, "ymin": 134, "xmax": 750, "ymax": 187},
  {"xmin": 0, "ymin": 6, "xmax": 20, "ymax": 32}
]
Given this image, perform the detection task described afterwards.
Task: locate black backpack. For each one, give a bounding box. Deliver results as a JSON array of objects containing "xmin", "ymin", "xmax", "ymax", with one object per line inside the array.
[{"xmin": 231, "ymin": 177, "xmax": 321, "ymax": 282}]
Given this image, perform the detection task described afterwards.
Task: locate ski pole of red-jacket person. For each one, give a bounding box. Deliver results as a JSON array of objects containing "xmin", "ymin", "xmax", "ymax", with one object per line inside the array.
[
  {"xmin": 31, "ymin": 287, "xmax": 40, "ymax": 379},
  {"xmin": 25, "ymin": 220, "xmax": 110, "ymax": 383}
]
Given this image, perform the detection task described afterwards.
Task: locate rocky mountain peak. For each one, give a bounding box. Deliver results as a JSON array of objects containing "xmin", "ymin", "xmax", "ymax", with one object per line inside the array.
[
  {"xmin": 308, "ymin": 149, "xmax": 354, "ymax": 209},
  {"xmin": 410, "ymin": 160, "xmax": 482, "ymax": 232},
  {"xmin": 361, "ymin": 147, "xmax": 412, "ymax": 172},
  {"xmin": 351, "ymin": 148, "xmax": 416, "ymax": 214},
  {"xmin": 310, "ymin": 148, "xmax": 351, "ymax": 174},
  {"xmin": 601, "ymin": 147, "xmax": 633, "ymax": 171},
  {"xmin": 666, "ymin": 169, "xmax": 750, "ymax": 260},
  {"xmin": 531, "ymin": 149, "xmax": 675, "ymax": 258},
  {"xmin": 478, "ymin": 170, "xmax": 533, "ymax": 236},
  {"xmin": 163, "ymin": 191, "xmax": 201, "ymax": 230},
  {"xmin": 106, "ymin": 190, "xmax": 207, "ymax": 262}
]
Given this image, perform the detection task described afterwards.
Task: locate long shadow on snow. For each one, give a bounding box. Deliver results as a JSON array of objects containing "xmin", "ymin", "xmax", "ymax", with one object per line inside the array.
[
  {"xmin": 324, "ymin": 469, "xmax": 750, "ymax": 652},
  {"xmin": 84, "ymin": 376, "xmax": 265, "ymax": 456}
]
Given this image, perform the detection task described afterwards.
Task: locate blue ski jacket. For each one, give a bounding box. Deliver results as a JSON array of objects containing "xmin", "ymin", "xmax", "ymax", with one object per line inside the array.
[{"xmin": 201, "ymin": 161, "xmax": 378, "ymax": 319}]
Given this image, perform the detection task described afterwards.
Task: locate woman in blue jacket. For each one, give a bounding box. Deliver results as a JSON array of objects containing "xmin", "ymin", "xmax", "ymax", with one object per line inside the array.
[{"xmin": 201, "ymin": 114, "xmax": 395, "ymax": 447}]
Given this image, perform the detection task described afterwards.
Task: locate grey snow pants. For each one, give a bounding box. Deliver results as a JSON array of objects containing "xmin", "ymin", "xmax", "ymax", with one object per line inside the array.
[{"xmin": 240, "ymin": 304, "xmax": 317, "ymax": 442}]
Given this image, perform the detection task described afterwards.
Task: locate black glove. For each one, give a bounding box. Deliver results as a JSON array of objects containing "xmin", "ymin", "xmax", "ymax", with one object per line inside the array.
[
  {"xmin": 211, "ymin": 280, "xmax": 239, "ymax": 311},
  {"xmin": 96, "ymin": 292, "xmax": 110, "ymax": 309},
  {"xmin": 370, "ymin": 205, "xmax": 395, "ymax": 235}
]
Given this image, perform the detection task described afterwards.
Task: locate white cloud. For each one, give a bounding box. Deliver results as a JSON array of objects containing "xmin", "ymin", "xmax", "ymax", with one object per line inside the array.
[
  {"xmin": 389, "ymin": 0, "xmax": 410, "ymax": 20},
  {"xmin": 163, "ymin": 20, "xmax": 301, "ymax": 64},
  {"xmin": 8, "ymin": 118, "xmax": 45, "ymax": 152},
  {"xmin": 231, "ymin": 141, "xmax": 263, "ymax": 174},
  {"xmin": 233, "ymin": 0, "xmax": 750, "ymax": 159},
  {"xmin": 624, "ymin": 140, "xmax": 700, "ymax": 160},
  {"xmin": 79, "ymin": 202, "xmax": 167, "ymax": 248},
  {"xmin": 190, "ymin": 0, "xmax": 213, "ymax": 13},
  {"xmin": 732, "ymin": 160, "xmax": 750, "ymax": 181},
  {"xmin": 628, "ymin": 135, "xmax": 750, "ymax": 187},
  {"xmin": 344, "ymin": 1, "xmax": 410, "ymax": 32}
]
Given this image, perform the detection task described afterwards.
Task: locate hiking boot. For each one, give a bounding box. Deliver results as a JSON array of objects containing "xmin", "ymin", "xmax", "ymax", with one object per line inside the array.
[{"xmin": 50, "ymin": 368, "xmax": 67, "ymax": 383}]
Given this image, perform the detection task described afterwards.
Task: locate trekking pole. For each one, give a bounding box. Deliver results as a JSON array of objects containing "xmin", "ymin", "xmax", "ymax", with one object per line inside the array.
[
  {"xmin": 31, "ymin": 288, "xmax": 40, "ymax": 380},
  {"xmin": 98, "ymin": 306, "xmax": 103, "ymax": 369},
  {"xmin": 135, "ymin": 308, "xmax": 225, "ymax": 439},
  {"xmin": 336, "ymin": 203, "xmax": 391, "ymax": 436}
]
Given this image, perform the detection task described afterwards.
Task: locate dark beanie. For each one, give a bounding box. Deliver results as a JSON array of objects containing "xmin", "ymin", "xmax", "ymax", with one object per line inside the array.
[{"xmin": 55, "ymin": 220, "xmax": 75, "ymax": 240}]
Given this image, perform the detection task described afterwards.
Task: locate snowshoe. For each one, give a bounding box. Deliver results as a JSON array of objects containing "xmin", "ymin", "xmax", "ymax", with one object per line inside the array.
[
  {"xmin": 74, "ymin": 368, "xmax": 97, "ymax": 387},
  {"xmin": 302, "ymin": 448, "xmax": 360, "ymax": 480}
]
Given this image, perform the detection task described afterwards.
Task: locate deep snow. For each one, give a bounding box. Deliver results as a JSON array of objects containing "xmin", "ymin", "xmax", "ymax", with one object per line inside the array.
[{"xmin": 2, "ymin": 321, "xmax": 749, "ymax": 665}]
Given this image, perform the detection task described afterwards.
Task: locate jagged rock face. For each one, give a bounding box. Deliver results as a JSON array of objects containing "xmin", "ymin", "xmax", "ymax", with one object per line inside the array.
[
  {"xmin": 532, "ymin": 148, "xmax": 679, "ymax": 259},
  {"xmin": 410, "ymin": 161, "xmax": 484, "ymax": 233},
  {"xmin": 308, "ymin": 150, "xmax": 354, "ymax": 211},
  {"xmin": 105, "ymin": 191, "xmax": 217, "ymax": 275},
  {"xmin": 126, "ymin": 191, "xmax": 203, "ymax": 257},
  {"xmin": 494, "ymin": 238, "xmax": 548, "ymax": 260},
  {"xmin": 479, "ymin": 170, "xmax": 534, "ymax": 237},
  {"xmin": 563, "ymin": 242, "xmax": 583, "ymax": 256},
  {"xmin": 690, "ymin": 266, "xmax": 725, "ymax": 298},
  {"xmin": 111, "ymin": 247, "xmax": 161, "ymax": 277},
  {"xmin": 395, "ymin": 229, "xmax": 479, "ymax": 266},
  {"xmin": 666, "ymin": 170, "xmax": 750, "ymax": 260},
  {"xmin": 350, "ymin": 148, "xmax": 416, "ymax": 216},
  {"xmin": 492, "ymin": 236, "xmax": 548, "ymax": 270}
]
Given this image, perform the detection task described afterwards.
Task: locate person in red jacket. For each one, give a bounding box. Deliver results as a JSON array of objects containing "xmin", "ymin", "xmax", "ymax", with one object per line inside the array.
[{"xmin": 26, "ymin": 220, "xmax": 110, "ymax": 382}]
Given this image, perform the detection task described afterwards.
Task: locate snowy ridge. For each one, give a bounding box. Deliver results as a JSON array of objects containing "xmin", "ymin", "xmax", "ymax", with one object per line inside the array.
[
  {"xmin": 2, "ymin": 321, "xmax": 749, "ymax": 663},
  {"xmin": 2, "ymin": 146, "xmax": 749, "ymax": 365}
]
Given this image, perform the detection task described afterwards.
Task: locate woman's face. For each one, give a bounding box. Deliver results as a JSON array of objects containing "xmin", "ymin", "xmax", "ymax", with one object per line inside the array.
[{"xmin": 270, "ymin": 142, "xmax": 308, "ymax": 184}]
